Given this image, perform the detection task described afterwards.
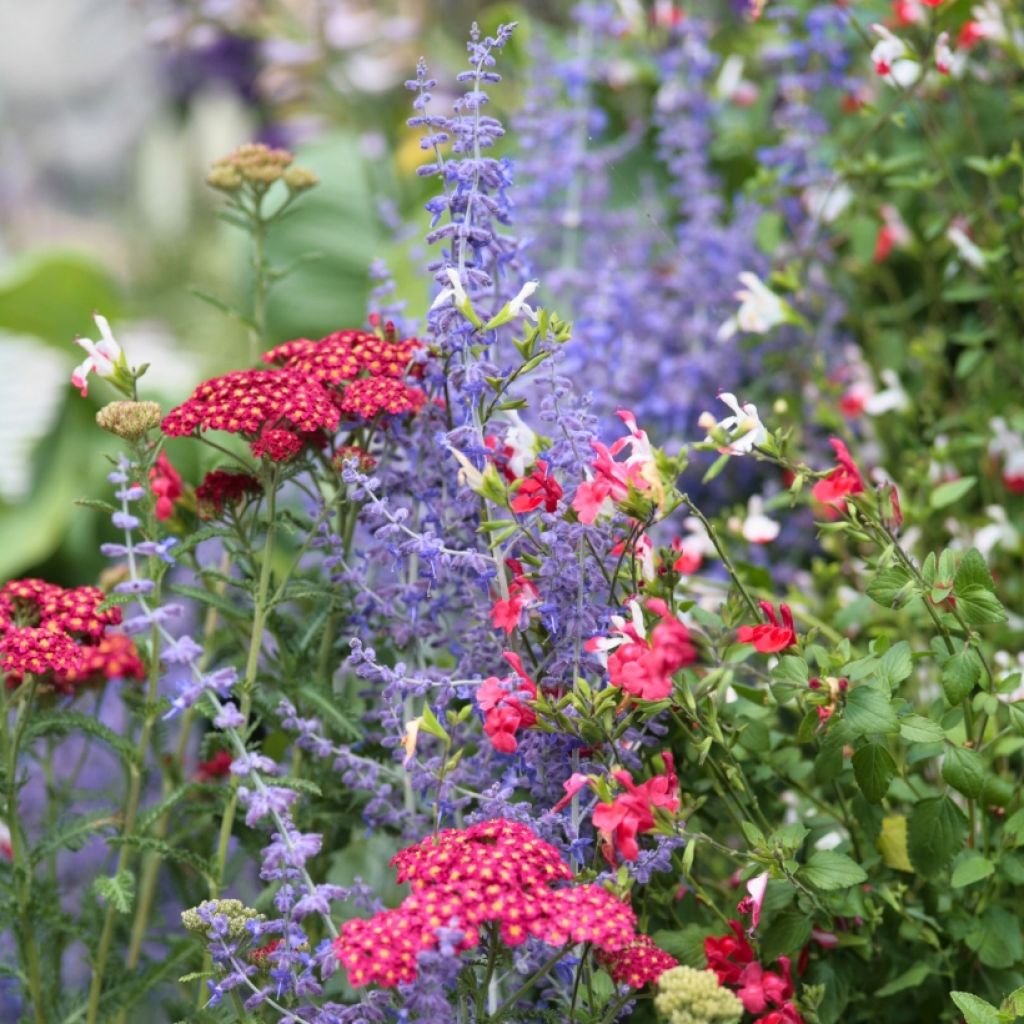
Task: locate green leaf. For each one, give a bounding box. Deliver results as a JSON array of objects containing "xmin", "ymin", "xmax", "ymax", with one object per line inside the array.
[
  {"xmin": 93, "ymin": 870, "xmax": 135, "ymax": 914},
  {"xmin": 852, "ymin": 743, "xmax": 897, "ymax": 803},
  {"xmin": 875, "ymin": 962, "xmax": 932, "ymax": 997},
  {"xmin": 957, "ymin": 586, "xmax": 1007, "ymax": 626},
  {"xmin": 31, "ymin": 813, "xmax": 117, "ymax": 866},
  {"xmin": 876, "ymin": 642, "xmax": 913, "ymax": 689},
  {"xmin": 24, "ymin": 711, "xmax": 141, "ymax": 767},
  {"xmin": 899, "ymin": 715, "xmax": 945, "ymax": 744},
  {"xmin": 950, "ymin": 852, "xmax": 994, "ymax": 888},
  {"xmin": 418, "ymin": 704, "xmax": 449, "ymax": 743},
  {"xmin": 954, "ymin": 548, "xmax": 997, "ymax": 595},
  {"xmin": 907, "ymin": 796, "xmax": 967, "ymax": 876},
  {"xmin": 943, "ymin": 649, "xmax": 982, "ymax": 704},
  {"xmin": 866, "ymin": 566, "xmax": 913, "ymax": 608},
  {"xmin": 950, "ymin": 992, "xmax": 1001, "ymax": 1024},
  {"xmin": 167, "ymin": 583, "xmax": 248, "ymax": 621},
  {"xmin": 799, "ymin": 851, "xmax": 868, "ymax": 891},
  {"xmin": 760, "ymin": 909, "xmax": 812, "ymax": 962},
  {"xmin": 930, "ymin": 477, "xmax": 976, "ymax": 509},
  {"xmin": 965, "ymin": 906, "xmax": 1024, "ymax": 968},
  {"xmin": 843, "ymin": 686, "xmax": 899, "ymax": 736},
  {"xmin": 942, "ymin": 746, "xmax": 987, "ymax": 798}
]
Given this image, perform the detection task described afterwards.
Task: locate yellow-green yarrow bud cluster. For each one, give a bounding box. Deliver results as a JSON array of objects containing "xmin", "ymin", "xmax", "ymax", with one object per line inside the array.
[
  {"xmin": 96, "ymin": 400, "xmax": 163, "ymax": 441},
  {"xmin": 654, "ymin": 966, "xmax": 743, "ymax": 1024},
  {"xmin": 206, "ymin": 143, "xmax": 318, "ymax": 193},
  {"xmin": 181, "ymin": 898, "xmax": 265, "ymax": 940}
]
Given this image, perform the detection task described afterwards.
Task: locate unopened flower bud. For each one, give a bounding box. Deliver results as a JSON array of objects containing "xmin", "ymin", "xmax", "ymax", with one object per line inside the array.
[
  {"xmin": 206, "ymin": 165, "xmax": 243, "ymax": 191},
  {"xmin": 96, "ymin": 401, "xmax": 163, "ymax": 441},
  {"xmin": 181, "ymin": 898, "xmax": 264, "ymax": 939},
  {"xmin": 283, "ymin": 166, "xmax": 319, "ymax": 192},
  {"xmin": 773, "ymin": 397, "xmax": 789, "ymax": 415}
]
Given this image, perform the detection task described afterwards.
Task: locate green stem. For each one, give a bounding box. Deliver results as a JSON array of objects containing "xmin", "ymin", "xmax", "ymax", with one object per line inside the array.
[
  {"xmin": 3, "ymin": 679, "xmax": 47, "ymax": 1024},
  {"xmin": 487, "ymin": 943, "xmax": 572, "ymax": 1021}
]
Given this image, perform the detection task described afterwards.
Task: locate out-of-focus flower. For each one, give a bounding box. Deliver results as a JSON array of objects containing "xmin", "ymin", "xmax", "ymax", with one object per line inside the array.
[
  {"xmin": 947, "ymin": 220, "xmax": 986, "ymax": 269},
  {"xmin": 717, "ymin": 273, "xmax": 789, "ymax": 340},
  {"xmin": 870, "ymin": 24, "xmax": 920, "ymax": 88},
  {"xmin": 737, "ymin": 601, "xmax": 797, "ymax": 653},
  {"xmin": 701, "ymin": 393, "xmax": 769, "ymax": 456},
  {"xmin": 989, "ymin": 417, "xmax": 1024, "ymax": 492},
  {"xmin": 874, "ymin": 204, "xmax": 912, "ymax": 263},
  {"xmin": 734, "ymin": 496, "xmax": 780, "ymax": 544},
  {"xmin": 715, "ymin": 55, "xmax": 758, "ymax": 107},
  {"xmin": 149, "ymin": 452, "xmax": 183, "ymax": 521}
]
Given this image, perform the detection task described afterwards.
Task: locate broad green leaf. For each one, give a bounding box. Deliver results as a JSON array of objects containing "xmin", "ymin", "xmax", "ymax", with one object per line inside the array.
[
  {"xmin": 965, "ymin": 907, "xmax": 1023, "ymax": 968},
  {"xmin": 954, "ymin": 548, "xmax": 997, "ymax": 595},
  {"xmin": 908, "ymin": 796, "xmax": 967, "ymax": 876},
  {"xmin": 951, "ymin": 852, "xmax": 994, "ymax": 888},
  {"xmin": 899, "ymin": 714, "xmax": 945, "ymax": 744},
  {"xmin": 844, "ymin": 685, "xmax": 899, "ymax": 736},
  {"xmin": 930, "ymin": 477, "xmax": 976, "ymax": 509},
  {"xmin": 760, "ymin": 909, "xmax": 812, "ymax": 962},
  {"xmin": 950, "ymin": 992, "xmax": 1001, "ymax": 1024},
  {"xmin": 943, "ymin": 648, "xmax": 982, "ymax": 704},
  {"xmin": 852, "ymin": 743, "xmax": 897, "ymax": 803},
  {"xmin": 866, "ymin": 566, "xmax": 913, "ymax": 608},
  {"xmin": 876, "ymin": 962, "xmax": 931, "ymax": 997},
  {"xmin": 942, "ymin": 746, "xmax": 987, "ymax": 798},
  {"xmin": 799, "ymin": 850, "xmax": 867, "ymax": 891},
  {"xmin": 957, "ymin": 586, "xmax": 1007, "ymax": 626},
  {"xmin": 876, "ymin": 641, "xmax": 913, "ymax": 689}
]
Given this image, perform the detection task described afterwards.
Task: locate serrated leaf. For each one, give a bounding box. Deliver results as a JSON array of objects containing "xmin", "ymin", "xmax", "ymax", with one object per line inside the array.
[
  {"xmin": 950, "ymin": 992, "xmax": 1001, "ymax": 1024},
  {"xmin": 942, "ymin": 746, "xmax": 987, "ymax": 798},
  {"xmin": 899, "ymin": 715, "xmax": 945, "ymax": 744},
  {"xmin": 24, "ymin": 711, "xmax": 141, "ymax": 767},
  {"xmin": 876, "ymin": 642, "xmax": 913, "ymax": 689},
  {"xmin": 93, "ymin": 870, "xmax": 135, "ymax": 914},
  {"xmin": 844, "ymin": 686, "xmax": 899, "ymax": 736},
  {"xmin": 907, "ymin": 796, "xmax": 967, "ymax": 876},
  {"xmin": 930, "ymin": 477, "xmax": 976, "ymax": 509},
  {"xmin": 799, "ymin": 850, "xmax": 867, "ymax": 891},
  {"xmin": 852, "ymin": 743, "xmax": 897, "ymax": 803},
  {"xmin": 866, "ymin": 566, "xmax": 913, "ymax": 608},
  {"xmin": 950, "ymin": 852, "xmax": 994, "ymax": 888},
  {"xmin": 965, "ymin": 907, "xmax": 1023, "ymax": 968},
  {"xmin": 942, "ymin": 649, "xmax": 982, "ymax": 704},
  {"xmin": 954, "ymin": 548, "xmax": 996, "ymax": 594},
  {"xmin": 957, "ymin": 586, "xmax": 1007, "ymax": 626},
  {"xmin": 168, "ymin": 583, "xmax": 248, "ymax": 621},
  {"xmin": 878, "ymin": 815, "xmax": 913, "ymax": 872}
]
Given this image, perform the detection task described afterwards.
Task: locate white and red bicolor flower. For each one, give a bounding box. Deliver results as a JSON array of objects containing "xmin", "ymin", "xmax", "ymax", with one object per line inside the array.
[
  {"xmin": 572, "ymin": 409, "xmax": 661, "ymax": 524},
  {"xmin": 989, "ymin": 417, "xmax": 1024, "ymax": 493},
  {"xmin": 718, "ymin": 273, "xmax": 788, "ymax": 341},
  {"xmin": 700, "ymin": 392, "xmax": 769, "ymax": 456},
  {"xmin": 874, "ymin": 204, "xmax": 912, "ymax": 263},
  {"xmin": 735, "ymin": 495, "xmax": 780, "ymax": 544},
  {"xmin": 0, "ymin": 819, "xmax": 12, "ymax": 860},
  {"xmin": 737, "ymin": 871, "xmax": 769, "ymax": 932},
  {"xmin": 71, "ymin": 313, "xmax": 125, "ymax": 397},
  {"xmin": 947, "ymin": 219, "xmax": 986, "ymax": 269},
  {"xmin": 870, "ymin": 24, "xmax": 920, "ymax": 88}
]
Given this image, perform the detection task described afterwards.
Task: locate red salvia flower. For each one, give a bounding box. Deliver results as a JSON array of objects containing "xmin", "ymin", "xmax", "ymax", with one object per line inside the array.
[
  {"xmin": 811, "ymin": 437, "xmax": 864, "ymax": 506},
  {"xmin": 592, "ymin": 753, "xmax": 679, "ymax": 863},
  {"xmin": 149, "ymin": 452, "xmax": 183, "ymax": 520},
  {"xmin": 737, "ymin": 601, "xmax": 797, "ymax": 653},
  {"xmin": 510, "ymin": 460, "xmax": 563, "ymax": 513}
]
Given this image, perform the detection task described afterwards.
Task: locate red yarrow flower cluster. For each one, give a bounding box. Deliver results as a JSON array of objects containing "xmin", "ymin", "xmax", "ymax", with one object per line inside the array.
[
  {"xmin": 264, "ymin": 327, "xmax": 426, "ymax": 421},
  {"xmin": 195, "ymin": 469, "xmax": 262, "ymax": 517},
  {"xmin": 588, "ymin": 598, "xmax": 697, "ymax": 701},
  {"xmin": 149, "ymin": 452, "xmax": 182, "ymax": 521},
  {"xmin": 811, "ymin": 438, "xmax": 864, "ymax": 507},
  {"xmin": 590, "ymin": 753, "xmax": 680, "ymax": 864},
  {"xmin": 0, "ymin": 579, "xmax": 125, "ymax": 690},
  {"xmin": 162, "ymin": 369, "xmax": 340, "ymax": 462},
  {"xmin": 598, "ymin": 933, "xmax": 679, "ymax": 988},
  {"xmin": 476, "ymin": 652, "xmax": 537, "ymax": 753},
  {"xmin": 334, "ymin": 819, "xmax": 658, "ymax": 989},
  {"xmin": 737, "ymin": 601, "xmax": 797, "ymax": 653},
  {"xmin": 705, "ymin": 920, "xmax": 803, "ymax": 1024},
  {"xmin": 59, "ymin": 633, "xmax": 145, "ymax": 688}
]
